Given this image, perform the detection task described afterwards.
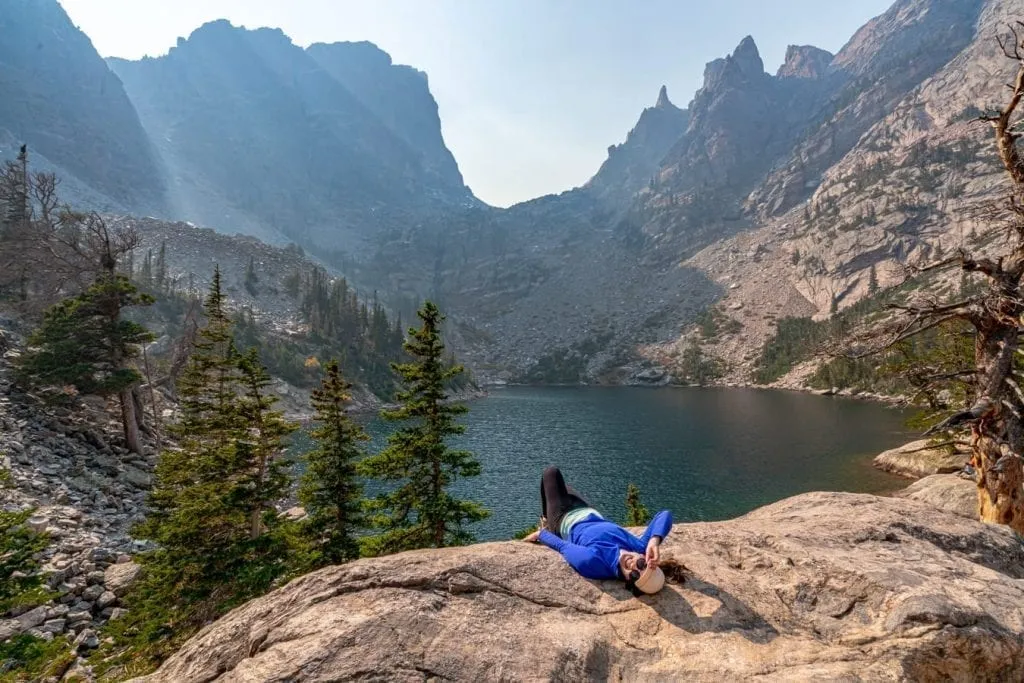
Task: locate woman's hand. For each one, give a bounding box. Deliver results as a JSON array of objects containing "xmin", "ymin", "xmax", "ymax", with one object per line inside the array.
[
  {"xmin": 645, "ymin": 537, "xmax": 661, "ymax": 567},
  {"xmin": 523, "ymin": 529, "xmax": 541, "ymax": 543}
]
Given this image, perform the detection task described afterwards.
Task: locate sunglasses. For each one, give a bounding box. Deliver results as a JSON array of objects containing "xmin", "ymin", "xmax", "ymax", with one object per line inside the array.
[{"xmin": 627, "ymin": 557, "xmax": 648, "ymax": 583}]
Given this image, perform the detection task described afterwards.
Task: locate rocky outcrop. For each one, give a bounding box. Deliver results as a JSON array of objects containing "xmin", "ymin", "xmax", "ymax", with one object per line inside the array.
[
  {"xmin": 138, "ymin": 492, "xmax": 1024, "ymax": 682},
  {"xmin": 899, "ymin": 474, "xmax": 978, "ymax": 519},
  {"xmin": 586, "ymin": 86, "xmax": 689, "ymax": 207},
  {"xmin": 1, "ymin": 323, "xmax": 151, "ymax": 648},
  {"xmin": 307, "ymin": 41, "xmax": 469, "ymax": 195},
  {"xmin": 777, "ymin": 45, "xmax": 833, "ymax": 79},
  {"xmin": 873, "ymin": 439, "xmax": 970, "ymax": 479}
]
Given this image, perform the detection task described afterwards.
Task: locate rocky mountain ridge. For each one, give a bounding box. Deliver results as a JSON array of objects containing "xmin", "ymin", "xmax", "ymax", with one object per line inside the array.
[{"xmin": 1, "ymin": 0, "xmax": 1021, "ymax": 388}]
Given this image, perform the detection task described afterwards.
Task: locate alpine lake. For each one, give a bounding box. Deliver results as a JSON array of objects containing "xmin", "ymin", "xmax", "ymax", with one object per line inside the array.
[{"xmin": 294, "ymin": 386, "xmax": 915, "ymax": 541}]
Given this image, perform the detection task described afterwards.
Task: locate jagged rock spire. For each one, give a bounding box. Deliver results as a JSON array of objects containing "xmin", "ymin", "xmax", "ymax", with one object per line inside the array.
[
  {"xmin": 655, "ymin": 85, "xmax": 671, "ymax": 108},
  {"xmin": 731, "ymin": 35, "xmax": 764, "ymax": 77}
]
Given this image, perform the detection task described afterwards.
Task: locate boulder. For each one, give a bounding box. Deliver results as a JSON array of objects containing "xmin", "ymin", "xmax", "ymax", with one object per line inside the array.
[
  {"xmin": 899, "ymin": 474, "xmax": 978, "ymax": 519},
  {"xmin": 123, "ymin": 466, "xmax": 152, "ymax": 489},
  {"xmin": 137, "ymin": 493, "xmax": 1024, "ymax": 682},
  {"xmin": 104, "ymin": 561, "xmax": 141, "ymax": 597},
  {"xmin": 16, "ymin": 606, "xmax": 47, "ymax": 631},
  {"xmin": 873, "ymin": 439, "xmax": 969, "ymax": 479}
]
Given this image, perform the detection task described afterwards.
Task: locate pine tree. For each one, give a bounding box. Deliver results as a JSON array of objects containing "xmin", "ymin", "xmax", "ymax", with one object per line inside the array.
[
  {"xmin": 298, "ymin": 360, "xmax": 368, "ymax": 567},
  {"xmin": 236, "ymin": 348, "xmax": 297, "ymax": 540},
  {"xmin": 3, "ymin": 145, "xmax": 29, "ymax": 229},
  {"xmin": 360, "ymin": 301, "xmax": 488, "ymax": 554},
  {"xmin": 868, "ymin": 264, "xmax": 879, "ymax": 295},
  {"xmin": 19, "ymin": 274, "xmax": 154, "ymax": 452},
  {"xmin": 125, "ymin": 268, "xmax": 293, "ymax": 665},
  {"xmin": 244, "ymin": 256, "xmax": 259, "ymax": 296},
  {"xmin": 155, "ymin": 241, "xmax": 167, "ymax": 291},
  {"xmin": 140, "ymin": 249, "xmax": 153, "ymax": 285},
  {"xmin": 625, "ymin": 483, "xmax": 652, "ymax": 526}
]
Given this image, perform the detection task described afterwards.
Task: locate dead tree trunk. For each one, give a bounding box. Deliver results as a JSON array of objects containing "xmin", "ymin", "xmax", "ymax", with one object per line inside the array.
[
  {"xmin": 871, "ymin": 24, "xmax": 1024, "ymax": 534},
  {"xmin": 119, "ymin": 388, "xmax": 142, "ymax": 455}
]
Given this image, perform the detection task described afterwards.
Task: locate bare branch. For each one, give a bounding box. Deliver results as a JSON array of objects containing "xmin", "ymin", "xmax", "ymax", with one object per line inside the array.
[{"xmin": 924, "ymin": 398, "xmax": 994, "ymax": 436}]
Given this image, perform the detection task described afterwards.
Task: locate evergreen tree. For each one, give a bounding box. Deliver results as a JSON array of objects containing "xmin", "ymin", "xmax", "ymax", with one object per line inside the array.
[
  {"xmin": 2, "ymin": 145, "xmax": 29, "ymax": 229},
  {"xmin": 140, "ymin": 248, "xmax": 153, "ymax": 285},
  {"xmin": 298, "ymin": 360, "xmax": 368, "ymax": 567},
  {"xmin": 237, "ymin": 348, "xmax": 297, "ymax": 540},
  {"xmin": 244, "ymin": 256, "xmax": 259, "ymax": 296},
  {"xmin": 124, "ymin": 268, "xmax": 293, "ymax": 666},
  {"xmin": 868, "ymin": 264, "xmax": 879, "ymax": 295},
  {"xmin": 625, "ymin": 483, "xmax": 652, "ymax": 526},
  {"xmin": 155, "ymin": 241, "xmax": 167, "ymax": 291},
  {"xmin": 360, "ymin": 301, "xmax": 488, "ymax": 554},
  {"xmin": 19, "ymin": 274, "xmax": 154, "ymax": 452}
]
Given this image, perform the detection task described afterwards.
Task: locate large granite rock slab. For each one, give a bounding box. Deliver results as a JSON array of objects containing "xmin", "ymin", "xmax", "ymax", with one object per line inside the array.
[
  {"xmin": 873, "ymin": 439, "xmax": 969, "ymax": 479},
  {"xmin": 899, "ymin": 474, "xmax": 978, "ymax": 519},
  {"xmin": 137, "ymin": 492, "xmax": 1024, "ymax": 682}
]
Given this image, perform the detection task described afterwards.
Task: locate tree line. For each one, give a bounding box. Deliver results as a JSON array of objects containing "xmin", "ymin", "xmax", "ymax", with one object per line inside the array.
[{"xmin": 0, "ymin": 151, "xmax": 489, "ymax": 677}]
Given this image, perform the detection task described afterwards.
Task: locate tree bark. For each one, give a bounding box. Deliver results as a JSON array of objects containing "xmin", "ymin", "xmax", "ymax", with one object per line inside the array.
[{"xmin": 119, "ymin": 388, "xmax": 142, "ymax": 455}]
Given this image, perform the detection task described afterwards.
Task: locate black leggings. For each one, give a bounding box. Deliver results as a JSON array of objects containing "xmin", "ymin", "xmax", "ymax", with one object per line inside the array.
[{"xmin": 540, "ymin": 466, "xmax": 591, "ymax": 536}]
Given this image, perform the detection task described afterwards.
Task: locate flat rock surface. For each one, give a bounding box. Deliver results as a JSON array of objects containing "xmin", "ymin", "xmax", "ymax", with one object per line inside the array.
[
  {"xmin": 899, "ymin": 474, "xmax": 978, "ymax": 519},
  {"xmin": 873, "ymin": 439, "xmax": 969, "ymax": 479},
  {"xmin": 138, "ymin": 492, "xmax": 1024, "ymax": 682}
]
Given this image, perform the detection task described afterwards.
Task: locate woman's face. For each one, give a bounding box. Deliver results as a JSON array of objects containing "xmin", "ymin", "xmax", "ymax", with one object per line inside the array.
[{"xmin": 619, "ymin": 551, "xmax": 645, "ymax": 577}]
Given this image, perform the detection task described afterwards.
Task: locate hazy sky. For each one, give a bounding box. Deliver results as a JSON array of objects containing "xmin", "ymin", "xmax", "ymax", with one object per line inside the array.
[{"xmin": 60, "ymin": 0, "xmax": 894, "ymax": 207}]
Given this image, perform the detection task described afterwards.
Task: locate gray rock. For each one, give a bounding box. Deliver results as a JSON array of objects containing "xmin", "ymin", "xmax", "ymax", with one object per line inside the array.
[
  {"xmin": 81, "ymin": 584, "xmax": 104, "ymax": 602},
  {"xmin": 123, "ymin": 466, "xmax": 152, "ymax": 489},
  {"xmin": 74, "ymin": 628, "xmax": 99, "ymax": 650},
  {"xmin": 16, "ymin": 605, "xmax": 47, "ymax": 630},
  {"xmin": 66, "ymin": 609, "xmax": 91, "ymax": 624},
  {"xmin": 96, "ymin": 590, "xmax": 118, "ymax": 610},
  {"xmin": 86, "ymin": 569, "xmax": 106, "ymax": 585},
  {"xmin": 45, "ymin": 604, "xmax": 69, "ymax": 619},
  {"xmin": 0, "ymin": 619, "xmax": 21, "ymax": 641},
  {"xmin": 39, "ymin": 618, "xmax": 66, "ymax": 634},
  {"xmin": 104, "ymin": 561, "xmax": 141, "ymax": 597}
]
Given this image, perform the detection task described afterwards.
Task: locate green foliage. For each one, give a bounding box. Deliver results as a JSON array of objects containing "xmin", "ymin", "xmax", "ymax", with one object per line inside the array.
[
  {"xmin": 676, "ymin": 341, "xmax": 722, "ymax": 385},
  {"xmin": 753, "ymin": 284, "xmax": 906, "ymax": 384},
  {"xmin": 625, "ymin": 483, "xmax": 652, "ymax": 526},
  {"xmin": 360, "ymin": 301, "xmax": 489, "ymax": 555},
  {"xmin": 0, "ymin": 469, "xmax": 71, "ymax": 682},
  {"xmin": 522, "ymin": 332, "xmax": 613, "ymax": 384},
  {"xmin": 18, "ymin": 274, "xmax": 154, "ymax": 396},
  {"xmin": 108, "ymin": 268, "xmax": 297, "ymax": 673},
  {"xmin": 0, "ymin": 634, "xmax": 75, "ymax": 683},
  {"xmin": 696, "ymin": 307, "xmax": 741, "ymax": 340},
  {"xmin": 297, "ymin": 361, "xmax": 369, "ymax": 568},
  {"xmin": 238, "ymin": 265, "xmax": 410, "ymax": 398},
  {"xmin": 0, "ymin": 497, "xmax": 50, "ymax": 613},
  {"xmin": 244, "ymin": 256, "xmax": 259, "ymax": 296}
]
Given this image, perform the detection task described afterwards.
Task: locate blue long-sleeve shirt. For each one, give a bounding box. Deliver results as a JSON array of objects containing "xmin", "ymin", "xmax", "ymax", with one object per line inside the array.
[{"xmin": 538, "ymin": 510, "xmax": 673, "ymax": 580}]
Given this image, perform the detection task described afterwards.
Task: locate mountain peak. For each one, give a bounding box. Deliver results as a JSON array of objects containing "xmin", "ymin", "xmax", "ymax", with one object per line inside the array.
[
  {"xmin": 777, "ymin": 45, "xmax": 833, "ymax": 79},
  {"xmin": 732, "ymin": 35, "xmax": 764, "ymax": 76},
  {"xmin": 655, "ymin": 85, "xmax": 672, "ymax": 108}
]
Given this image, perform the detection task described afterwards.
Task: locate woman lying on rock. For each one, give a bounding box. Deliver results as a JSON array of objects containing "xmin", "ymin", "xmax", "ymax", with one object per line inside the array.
[{"xmin": 523, "ymin": 466, "xmax": 671, "ymax": 596}]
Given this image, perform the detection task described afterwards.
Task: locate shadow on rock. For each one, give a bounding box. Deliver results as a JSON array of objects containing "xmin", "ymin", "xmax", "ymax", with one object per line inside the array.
[{"xmin": 598, "ymin": 558, "xmax": 780, "ymax": 644}]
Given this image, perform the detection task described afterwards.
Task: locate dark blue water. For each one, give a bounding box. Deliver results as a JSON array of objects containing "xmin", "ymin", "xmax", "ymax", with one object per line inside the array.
[{"xmin": 351, "ymin": 386, "xmax": 912, "ymax": 541}]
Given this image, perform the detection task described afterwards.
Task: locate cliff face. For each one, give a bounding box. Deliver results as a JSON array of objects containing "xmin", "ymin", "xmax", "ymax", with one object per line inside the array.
[
  {"xmin": 0, "ymin": 0, "xmax": 165, "ymax": 213},
  {"xmin": 136, "ymin": 492, "xmax": 1024, "ymax": 681},
  {"xmin": 585, "ymin": 86, "xmax": 690, "ymax": 207},
  {"xmin": 108, "ymin": 21, "xmax": 476, "ymax": 251}
]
